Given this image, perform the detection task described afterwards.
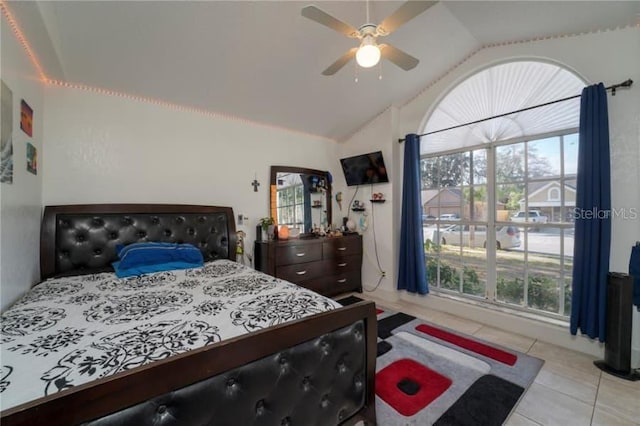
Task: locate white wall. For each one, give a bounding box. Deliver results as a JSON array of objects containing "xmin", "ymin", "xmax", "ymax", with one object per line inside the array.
[
  {"xmin": 0, "ymin": 17, "xmax": 45, "ymax": 311},
  {"xmin": 348, "ymin": 27, "xmax": 640, "ymax": 362},
  {"xmin": 43, "ymin": 86, "xmax": 340, "ymax": 242},
  {"xmin": 334, "ymin": 108, "xmax": 397, "ymax": 292}
]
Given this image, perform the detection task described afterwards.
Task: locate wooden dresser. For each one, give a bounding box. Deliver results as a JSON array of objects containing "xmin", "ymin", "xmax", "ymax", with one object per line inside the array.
[{"xmin": 254, "ymin": 234, "xmax": 362, "ymax": 297}]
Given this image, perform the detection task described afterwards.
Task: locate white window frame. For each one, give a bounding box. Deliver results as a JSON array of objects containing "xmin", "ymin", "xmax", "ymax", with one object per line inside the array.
[{"xmin": 422, "ymin": 128, "xmax": 578, "ymax": 320}]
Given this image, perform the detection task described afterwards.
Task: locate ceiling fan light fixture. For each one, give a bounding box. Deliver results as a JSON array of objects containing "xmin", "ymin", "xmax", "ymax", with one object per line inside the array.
[{"xmin": 355, "ymin": 36, "xmax": 381, "ymax": 68}]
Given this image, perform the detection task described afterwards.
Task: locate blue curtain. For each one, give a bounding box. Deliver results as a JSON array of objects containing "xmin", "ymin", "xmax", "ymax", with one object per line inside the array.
[
  {"xmin": 398, "ymin": 133, "xmax": 428, "ymax": 294},
  {"xmin": 570, "ymin": 83, "xmax": 611, "ymax": 342}
]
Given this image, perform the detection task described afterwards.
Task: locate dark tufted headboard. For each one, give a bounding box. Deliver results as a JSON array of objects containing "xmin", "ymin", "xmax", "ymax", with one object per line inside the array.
[{"xmin": 40, "ymin": 204, "xmax": 237, "ymax": 280}]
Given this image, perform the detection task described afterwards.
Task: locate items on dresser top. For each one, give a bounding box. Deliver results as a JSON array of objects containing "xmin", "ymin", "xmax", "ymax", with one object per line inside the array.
[{"xmin": 255, "ymin": 234, "xmax": 363, "ymax": 297}]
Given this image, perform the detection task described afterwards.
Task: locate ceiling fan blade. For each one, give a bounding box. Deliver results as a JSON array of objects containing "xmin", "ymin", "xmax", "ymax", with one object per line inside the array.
[
  {"xmin": 379, "ymin": 43, "xmax": 419, "ymax": 71},
  {"xmin": 322, "ymin": 48, "xmax": 358, "ymax": 76},
  {"xmin": 378, "ymin": 1, "xmax": 437, "ymax": 35},
  {"xmin": 301, "ymin": 6, "xmax": 359, "ymax": 38}
]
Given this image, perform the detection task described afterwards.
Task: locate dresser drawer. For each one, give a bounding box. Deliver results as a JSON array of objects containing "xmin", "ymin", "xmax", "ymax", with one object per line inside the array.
[
  {"xmin": 276, "ymin": 261, "xmax": 325, "ymax": 283},
  {"xmin": 322, "ymin": 271, "xmax": 362, "ymax": 296},
  {"xmin": 295, "ymin": 278, "xmax": 328, "ymax": 295},
  {"xmin": 323, "ymin": 236, "xmax": 362, "ymax": 259},
  {"xmin": 326, "ymin": 255, "xmax": 361, "ymax": 274},
  {"xmin": 275, "ymin": 243, "xmax": 322, "ymax": 266}
]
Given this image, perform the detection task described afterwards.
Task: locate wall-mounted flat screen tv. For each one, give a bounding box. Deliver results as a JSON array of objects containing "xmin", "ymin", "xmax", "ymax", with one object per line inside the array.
[{"xmin": 340, "ymin": 151, "xmax": 389, "ymax": 186}]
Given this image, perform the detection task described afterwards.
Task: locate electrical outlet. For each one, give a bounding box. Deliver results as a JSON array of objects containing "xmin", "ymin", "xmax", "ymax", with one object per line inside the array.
[
  {"xmin": 381, "ymin": 271, "xmax": 386, "ymax": 278},
  {"xmin": 237, "ymin": 214, "xmax": 244, "ymax": 225}
]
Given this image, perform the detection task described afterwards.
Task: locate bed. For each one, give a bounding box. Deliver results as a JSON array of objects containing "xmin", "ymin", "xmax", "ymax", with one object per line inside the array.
[{"xmin": 0, "ymin": 204, "xmax": 377, "ymax": 425}]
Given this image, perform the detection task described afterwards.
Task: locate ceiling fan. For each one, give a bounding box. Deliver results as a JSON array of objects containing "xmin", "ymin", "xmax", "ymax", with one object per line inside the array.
[{"xmin": 301, "ymin": 1, "xmax": 437, "ymax": 76}]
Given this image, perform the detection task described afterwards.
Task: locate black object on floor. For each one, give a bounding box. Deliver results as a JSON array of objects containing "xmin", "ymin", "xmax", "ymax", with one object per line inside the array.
[
  {"xmin": 434, "ymin": 375, "xmax": 524, "ymax": 426},
  {"xmin": 594, "ymin": 272, "xmax": 639, "ymax": 381},
  {"xmin": 337, "ymin": 296, "xmax": 365, "ymax": 306}
]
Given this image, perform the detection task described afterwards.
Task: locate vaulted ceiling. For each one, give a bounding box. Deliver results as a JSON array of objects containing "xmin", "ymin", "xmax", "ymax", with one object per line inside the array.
[{"xmin": 7, "ymin": 1, "xmax": 639, "ymax": 141}]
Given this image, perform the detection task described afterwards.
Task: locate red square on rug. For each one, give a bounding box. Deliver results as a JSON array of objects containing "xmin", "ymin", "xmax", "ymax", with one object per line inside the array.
[{"xmin": 376, "ymin": 358, "xmax": 452, "ymax": 416}]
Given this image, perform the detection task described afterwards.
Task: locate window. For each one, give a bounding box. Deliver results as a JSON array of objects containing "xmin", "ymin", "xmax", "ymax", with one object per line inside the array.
[
  {"xmin": 419, "ymin": 61, "xmax": 584, "ymax": 320},
  {"xmin": 423, "ymin": 133, "xmax": 578, "ymax": 318}
]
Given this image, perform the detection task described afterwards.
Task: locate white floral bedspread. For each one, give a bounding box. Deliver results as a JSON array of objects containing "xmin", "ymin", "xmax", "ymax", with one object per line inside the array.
[{"xmin": 0, "ymin": 260, "xmax": 341, "ymax": 411}]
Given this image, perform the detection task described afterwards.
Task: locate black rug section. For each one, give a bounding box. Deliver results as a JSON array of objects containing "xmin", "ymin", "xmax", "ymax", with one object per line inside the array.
[
  {"xmin": 377, "ymin": 341, "xmax": 393, "ymax": 357},
  {"xmin": 397, "ymin": 378, "xmax": 421, "ymax": 396},
  {"xmin": 337, "ymin": 296, "xmax": 365, "ymax": 306},
  {"xmin": 377, "ymin": 312, "xmax": 416, "ymax": 339},
  {"xmin": 434, "ymin": 374, "xmax": 524, "ymax": 426}
]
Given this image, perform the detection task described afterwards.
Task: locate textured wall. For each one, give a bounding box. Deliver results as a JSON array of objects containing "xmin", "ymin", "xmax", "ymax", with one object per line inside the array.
[
  {"xmin": 0, "ymin": 17, "xmax": 45, "ymax": 311},
  {"xmin": 42, "ymin": 86, "xmax": 340, "ymax": 243}
]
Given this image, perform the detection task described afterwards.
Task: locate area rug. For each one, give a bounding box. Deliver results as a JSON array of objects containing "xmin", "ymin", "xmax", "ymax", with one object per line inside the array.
[{"xmin": 337, "ymin": 296, "xmax": 544, "ymax": 426}]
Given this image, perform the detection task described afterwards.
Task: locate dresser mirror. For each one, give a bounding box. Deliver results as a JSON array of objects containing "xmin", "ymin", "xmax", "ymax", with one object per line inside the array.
[{"xmin": 270, "ymin": 166, "xmax": 332, "ymax": 234}]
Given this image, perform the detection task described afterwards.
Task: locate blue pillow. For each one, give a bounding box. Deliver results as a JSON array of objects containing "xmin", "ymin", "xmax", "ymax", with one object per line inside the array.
[{"xmin": 112, "ymin": 242, "xmax": 204, "ymax": 278}]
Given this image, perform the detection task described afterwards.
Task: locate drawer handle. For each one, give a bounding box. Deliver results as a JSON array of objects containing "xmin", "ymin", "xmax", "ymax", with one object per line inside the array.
[
  {"xmin": 296, "ymin": 270, "xmax": 308, "ymax": 275},
  {"xmin": 337, "ymin": 278, "xmax": 347, "ymax": 283},
  {"xmin": 337, "ymin": 247, "xmax": 347, "ymax": 251},
  {"xmin": 338, "ymin": 263, "xmax": 347, "ymax": 267},
  {"xmin": 295, "ymin": 253, "xmax": 306, "ymax": 257}
]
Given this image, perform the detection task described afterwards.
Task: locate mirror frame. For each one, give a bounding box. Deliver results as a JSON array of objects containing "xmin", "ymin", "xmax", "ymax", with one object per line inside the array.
[{"xmin": 270, "ymin": 166, "xmax": 332, "ymax": 234}]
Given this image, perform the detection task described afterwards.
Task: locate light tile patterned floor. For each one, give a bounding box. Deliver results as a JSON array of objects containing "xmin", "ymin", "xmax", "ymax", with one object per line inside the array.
[{"xmin": 346, "ymin": 292, "xmax": 640, "ymax": 426}]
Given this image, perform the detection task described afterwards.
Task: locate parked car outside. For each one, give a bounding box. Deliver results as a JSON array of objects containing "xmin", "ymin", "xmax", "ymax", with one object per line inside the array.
[
  {"xmin": 436, "ymin": 224, "xmax": 521, "ymax": 250},
  {"xmin": 438, "ymin": 213, "xmax": 460, "ymax": 221},
  {"xmin": 510, "ymin": 211, "xmax": 548, "ymax": 224},
  {"xmin": 422, "ymin": 214, "xmax": 436, "ymax": 224}
]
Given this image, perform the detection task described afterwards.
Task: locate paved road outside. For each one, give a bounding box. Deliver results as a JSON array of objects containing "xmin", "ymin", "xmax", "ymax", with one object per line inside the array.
[
  {"xmin": 513, "ymin": 230, "xmax": 574, "ymax": 257},
  {"xmin": 424, "ymin": 226, "xmax": 574, "ymax": 257}
]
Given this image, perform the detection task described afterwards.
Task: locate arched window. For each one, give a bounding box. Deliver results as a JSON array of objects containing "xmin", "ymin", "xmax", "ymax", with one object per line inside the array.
[{"xmin": 421, "ymin": 60, "xmax": 584, "ymax": 320}]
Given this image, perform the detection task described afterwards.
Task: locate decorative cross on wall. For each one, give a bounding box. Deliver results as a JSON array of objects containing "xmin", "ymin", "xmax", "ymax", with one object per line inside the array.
[{"xmin": 251, "ymin": 178, "xmax": 260, "ymax": 192}]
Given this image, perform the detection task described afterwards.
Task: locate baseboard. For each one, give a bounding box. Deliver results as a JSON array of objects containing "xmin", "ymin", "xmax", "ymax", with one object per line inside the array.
[{"xmin": 368, "ymin": 288, "xmax": 605, "ymax": 359}]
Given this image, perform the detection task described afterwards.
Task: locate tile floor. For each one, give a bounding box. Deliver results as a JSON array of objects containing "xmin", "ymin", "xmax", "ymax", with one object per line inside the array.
[{"xmin": 348, "ymin": 292, "xmax": 640, "ymax": 426}]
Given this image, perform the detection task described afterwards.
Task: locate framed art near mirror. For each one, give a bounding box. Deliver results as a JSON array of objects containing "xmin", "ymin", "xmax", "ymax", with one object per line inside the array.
[{"xmin": 270, "ymin": 166, "xmax": 332, "ymax": 234}]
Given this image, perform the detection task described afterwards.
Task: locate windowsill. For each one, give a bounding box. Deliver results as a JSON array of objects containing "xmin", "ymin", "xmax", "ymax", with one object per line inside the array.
[{"xmin": 430, "ymin": 290, "xmax": 570, "ymax": 329}]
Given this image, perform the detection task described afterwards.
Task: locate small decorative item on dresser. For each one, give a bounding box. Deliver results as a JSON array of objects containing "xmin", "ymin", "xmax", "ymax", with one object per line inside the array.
[
  {"xmin": 279, "ymin": 225, "xmax": 290, "ymax": 240},
  {"xmin": 259, "ymin": 217, "xmax": 275, "ymax": 240},
  {"xmin": 289, "ymin": 227, "xmax": 301, "ymax": 239}
]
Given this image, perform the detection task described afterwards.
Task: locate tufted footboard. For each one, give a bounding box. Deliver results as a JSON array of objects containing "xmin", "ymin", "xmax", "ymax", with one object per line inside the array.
[{"xmin": 1, "ymin": 301, "xmax": 377, "ymax": 426}]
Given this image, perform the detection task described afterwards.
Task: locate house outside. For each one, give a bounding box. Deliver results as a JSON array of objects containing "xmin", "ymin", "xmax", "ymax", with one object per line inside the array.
[
  {"xmin": 519, "ymin": 177, "xmax": 577, "ymax": 222},
  {"xmin": 422, "ymin": 188, "xmax": 462, "ymax": 218},
  {"xmin": 422, "ymin": 188, "xmax": 491, "ymax": 220}
]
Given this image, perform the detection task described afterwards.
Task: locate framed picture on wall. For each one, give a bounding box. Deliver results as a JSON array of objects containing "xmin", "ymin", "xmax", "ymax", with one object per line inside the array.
[
  {"xmin": 20, "ymin": 99, "xmax": 33, "ymax": 137},
  {"xmin": 27, "ymin": 142, "xmax": 37, "ymax": 175}
]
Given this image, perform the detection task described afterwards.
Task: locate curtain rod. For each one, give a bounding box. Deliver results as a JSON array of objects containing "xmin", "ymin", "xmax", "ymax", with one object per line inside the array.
[{"xmin": 398, "ymin": 78, "xmax": 633, "ymax": 143}]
